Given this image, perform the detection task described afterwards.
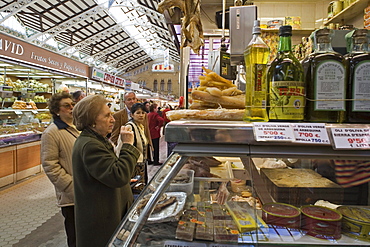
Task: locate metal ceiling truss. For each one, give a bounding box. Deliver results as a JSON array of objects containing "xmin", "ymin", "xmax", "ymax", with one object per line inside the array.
[
  {"xmin": 115, "ymin": 55, "xmax": 153, "ymax": 74},
  {"xmin": 105, "ymin": 49, "xmax": 146, "ymax": 66},
  {"xmin": 0, "ymin": 0, "xmax": 38, "ymax": 24},
  {"xmin": 27, "ymin": 4, "xmax": 106, "ymax": 43},
  {"xmin": 0, "ymin": 0, "xmax": 179, "ymax": 75}
]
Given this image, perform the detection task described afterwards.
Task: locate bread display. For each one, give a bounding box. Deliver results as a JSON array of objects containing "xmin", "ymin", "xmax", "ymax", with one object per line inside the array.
[{"xmin": 190, "ymin": 66, "xmax": 244, "ymax": 110}]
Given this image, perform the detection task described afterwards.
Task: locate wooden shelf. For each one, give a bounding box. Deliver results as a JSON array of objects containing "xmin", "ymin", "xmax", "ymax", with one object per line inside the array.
[
  {"xmin": 262, "ymin": 28, "xmax": 315, "ymax": 35},
  {"xmin": 324, "ymin": 0, "xmax": 368, "ymax": 25}
]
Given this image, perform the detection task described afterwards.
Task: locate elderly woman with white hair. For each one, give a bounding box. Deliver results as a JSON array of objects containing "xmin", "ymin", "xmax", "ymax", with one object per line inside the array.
[{"xmin": 72, "ymin": 94, "xmax": 140, "ymax": 247}]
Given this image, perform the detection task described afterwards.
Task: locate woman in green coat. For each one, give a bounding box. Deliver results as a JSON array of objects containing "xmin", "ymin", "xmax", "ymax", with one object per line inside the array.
[{"xmin": 72, "ymin": 95, "xmax": 140, "ymax": 247}]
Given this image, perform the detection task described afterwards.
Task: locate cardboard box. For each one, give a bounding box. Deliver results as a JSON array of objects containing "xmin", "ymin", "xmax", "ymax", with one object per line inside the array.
[{"xmin": 260, "ymin": 168, "xmax": 343, "ymax": 206}]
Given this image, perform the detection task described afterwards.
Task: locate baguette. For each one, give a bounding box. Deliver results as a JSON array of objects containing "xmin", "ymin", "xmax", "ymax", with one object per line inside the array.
[
  {"xmin": 192, "ymin": 90, "xmax": 245, "ymax": 109},
  {"xmin": 166, "ymin": 109, "xmax": 244, "ymax": 121}
]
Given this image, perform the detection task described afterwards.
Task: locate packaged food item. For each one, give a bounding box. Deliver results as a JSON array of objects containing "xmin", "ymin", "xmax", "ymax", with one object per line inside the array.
[
  {"xmin": 301, "ymin": 205, "xmax": 342, "ymax": 240},
  {"xmin": 262, "ymin": 202, "xmax": 301, "ymax": 229},
  {"xmin": 225, "ymin": 201, "xmax": 268, "ymax": 233},
  {"xmin": 337, "ymin": 206, "xmax": 370, "ymax": 242},
  {"xmin": 230, "ymin": 179, "xmax": 247, "ymax": 192}
]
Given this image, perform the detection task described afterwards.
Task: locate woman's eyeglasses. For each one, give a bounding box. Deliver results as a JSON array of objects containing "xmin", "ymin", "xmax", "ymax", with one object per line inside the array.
[{"xmin": 60, "ymin": 102, "xmax": 76, "ymax": 109}]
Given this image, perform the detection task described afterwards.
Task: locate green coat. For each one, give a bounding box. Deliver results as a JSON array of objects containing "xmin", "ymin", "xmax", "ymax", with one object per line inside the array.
[{"xmin": 72, "ymin": 128, "xmax": 140, "ymax": 247}]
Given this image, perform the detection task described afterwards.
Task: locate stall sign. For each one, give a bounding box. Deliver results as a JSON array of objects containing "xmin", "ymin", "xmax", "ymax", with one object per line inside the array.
[
  {"xmin": 152, "ymin": 63, "xmax": 174, "ymax": 72},
  {"xmin": 104, "ymin": 73, "xmax": 116, "ymax": 85},
  {"xmin": 114, "ymin": 77, "xmax": 125, "ymax": 87},
  {"xmin": 125, "ymin": 80, "xmax": 132, "ymax": 91},
  {"xmin": 0, "ymin": 32, "xmax": 88, "ymax": 77},
  {"xmin": 331, "ymin": 127, "xmax": 370, "ymax": 149},
  {"xmin": 91, "ymin": 67, "xmax": 105, "ymax": 81}
]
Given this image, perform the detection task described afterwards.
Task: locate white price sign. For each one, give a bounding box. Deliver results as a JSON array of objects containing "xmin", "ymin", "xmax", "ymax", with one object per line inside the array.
[
  {"xmin": 291, "ymin": 123, "xmax": 330, "ymax": 144},
  {"xmin": 331, "ymin": 128, "xmax": 370, "ymax": 149},
  {"xmin": 14, "ymin": 110, "xmax": 22, "ymax": 115},
  {"xmin": 253, "ymin": 123, "xmax": 295, "ymax": 142}
]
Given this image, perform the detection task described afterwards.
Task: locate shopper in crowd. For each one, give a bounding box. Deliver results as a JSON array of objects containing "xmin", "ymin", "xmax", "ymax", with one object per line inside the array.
[
  {"xmin": 148, "ymin": 103, "xmax": 164, "ymax": 166},
  {"xmin": 143, "ymin": 101, "xmax": 150, "ymax": 113},
  {"xmin": 122, "ymin": 103, "xmax": 151, "ymax": 196},
  {"xmin": 41, "ymin": 92, "xmax": 79, "ymax": 247},
  {"xmin": 162, "ymin": 105, "xmax": 176, "ymax": 156},
  {"xmin": 72, "ymin": 94, "xmax": 140, "ymax": 247},
  {"xmin": 71, "ymin": 90, "xmax": 86, "ymax": 103},
  {"xmin": 111, "ymin": 92, "xmax": 144, "ymax": 144}
]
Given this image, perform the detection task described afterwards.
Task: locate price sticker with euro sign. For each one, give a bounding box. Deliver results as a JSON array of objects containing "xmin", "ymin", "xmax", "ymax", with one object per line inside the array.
[
  {"xmin": 331, "ymin": 128, "xmax": 370, "ymax": 150},
  {"xmin": 291, "ymin": 123, "xmax": 330, "ymax": 144},
  {"xmin": 253, "ymin": 123, "xmax": 295, "ymax": 142}
]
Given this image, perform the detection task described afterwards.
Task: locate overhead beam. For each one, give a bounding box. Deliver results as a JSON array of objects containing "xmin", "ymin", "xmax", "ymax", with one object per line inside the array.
[
  {"xmin": 0, "ymin": 0, "xmax": 39, "ymax": 24},
  {"xmin": 27, "ymin": 4, "xmax": 106, "ymax": 43}
]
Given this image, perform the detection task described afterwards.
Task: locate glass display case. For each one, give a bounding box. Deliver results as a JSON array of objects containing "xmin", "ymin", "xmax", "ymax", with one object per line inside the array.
[
  {"xmin": 108, "ymin": 121, "xmax": 370, "ymax": 247},
  {"xmin": 0, "ymin": 109, "xmax": 50, "ymax": 147}
]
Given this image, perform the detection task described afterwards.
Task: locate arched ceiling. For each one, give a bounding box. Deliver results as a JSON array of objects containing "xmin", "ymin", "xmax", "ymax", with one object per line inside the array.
[{"xmin": 0, "ymin": 0, "xmax": 180, "ymax": 76}]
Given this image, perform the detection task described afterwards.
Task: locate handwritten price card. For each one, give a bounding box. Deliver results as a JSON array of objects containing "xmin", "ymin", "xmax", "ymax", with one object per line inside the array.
[
  {"xmin": 291, "ymin": 123, "xmax": 330, "ymax": 144},
  {"xmin": 331, "ymin": 128, "xmax": 370, "ymax": 149},
  {"xmin": 253, "ymin": 123, "xmax": 295, "ymax": 142}
]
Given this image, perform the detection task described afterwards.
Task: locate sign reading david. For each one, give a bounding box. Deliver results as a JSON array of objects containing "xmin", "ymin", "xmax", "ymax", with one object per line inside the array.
[{"xmin": 0, "ymin": 33, "xmax": 89, "ymax": 78}]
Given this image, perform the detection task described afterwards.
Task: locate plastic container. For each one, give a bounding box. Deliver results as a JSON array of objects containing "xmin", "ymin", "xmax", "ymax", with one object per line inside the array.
[{"xmin": 155, "ymin": 169, "xmax": 194, "ymax": 196}]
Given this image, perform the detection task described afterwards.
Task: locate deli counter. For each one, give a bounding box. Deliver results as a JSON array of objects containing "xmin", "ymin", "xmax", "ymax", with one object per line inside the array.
[
  {"xmin": 108, "ymin": 120, "xmax": 370, "ymax": 247},
  {"xmin": 0, "ymin": 109, "xmax": 51, "ymax": 188}
]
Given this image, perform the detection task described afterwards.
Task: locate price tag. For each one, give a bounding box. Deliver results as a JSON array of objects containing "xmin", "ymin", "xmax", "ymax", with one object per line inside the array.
[
  {"xmin": 253, "ymin": 123, "xmax": 295, "ymax": 142},
  {"xmin": 31, "ymin": 110, "xmax": 38, "ymax": 114},
  {"xmin": 331, "ymin": 128, "xmax": 370, "ymax": 149},
  {"xmin": 14, "ymin": 110, "xmax": 22, "ymax": 115},
  {"xmin": 164, "ymin": 240, "xmax": 207, "ymax": 247},
  {"xmin": 291, "ymin": 123, "xmax": 330, "ymax": 144}
]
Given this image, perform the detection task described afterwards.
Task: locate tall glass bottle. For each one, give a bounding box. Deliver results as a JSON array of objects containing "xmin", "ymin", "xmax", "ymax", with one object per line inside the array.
[
  {"xmin": 301, "ymin": 28, "xmax": 346, "ymax": 123},
  {"xmin": 267, "ymin": 25, "xmax": 305, "ymax": 121},
  {"xmin": 344, "ymin": 29, "xmax": 370, "ymax": 123},
  {"xmin": 243, "ymin": 20, "xmax": 270, "ymax": 122}
]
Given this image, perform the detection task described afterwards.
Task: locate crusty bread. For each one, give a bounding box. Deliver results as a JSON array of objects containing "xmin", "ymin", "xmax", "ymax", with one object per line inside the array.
[
  {"xmin": 192, "ymin": 90, "xmax": 245, "ymax": 109},
  {"xmin": 166, "ymin": 109, "xmax": 244, "ymax": 121}
]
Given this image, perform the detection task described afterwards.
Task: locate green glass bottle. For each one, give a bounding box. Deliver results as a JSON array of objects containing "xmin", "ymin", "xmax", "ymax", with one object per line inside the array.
[
  {"xmin": 243, "ymin": 20, "xmax": 270, "ymax": 122},
  {"xmin": 267, "ymin": 25, "xmax": 305, "ymax": 121},
  {"xmin": 344, "ymin": 29, "xmax": 370, "ymax": 123},
  {"xmin": 302, "ymin": 28, "xmax": 346, "ymax": 123}
]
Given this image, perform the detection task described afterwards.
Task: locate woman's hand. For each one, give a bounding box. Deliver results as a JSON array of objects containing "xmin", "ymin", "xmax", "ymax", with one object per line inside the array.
[{"xmin": 120, "ymin": 125, "xmax": 134, "ymax": 145}]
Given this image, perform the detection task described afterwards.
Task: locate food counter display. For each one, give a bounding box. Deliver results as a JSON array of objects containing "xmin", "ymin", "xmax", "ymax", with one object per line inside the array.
[
  {"xmin": 0, "ymin": 109, "xmax": 50, "ymax": 188},
  {"xmin": 108, "ymin": 121, "xmax": 370, "ymax": 247}
]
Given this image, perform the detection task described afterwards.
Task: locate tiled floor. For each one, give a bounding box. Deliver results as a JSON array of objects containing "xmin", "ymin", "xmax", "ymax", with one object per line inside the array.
[{"xmin": 0, "ymin": 136, "xmax": 166, "ymax": 247}]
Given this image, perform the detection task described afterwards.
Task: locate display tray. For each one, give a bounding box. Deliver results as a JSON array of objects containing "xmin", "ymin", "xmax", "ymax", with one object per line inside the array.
[
  {"xmin": 129, "ymin": 192, "xmax": 187, "ymax": 223},
  {"xmin": 0, "ymin": 131, "xmax": 41, "ymax": 147},
  {"xmin": 194, "ymin": 158, "xmax": 234, "ymax": 182}
]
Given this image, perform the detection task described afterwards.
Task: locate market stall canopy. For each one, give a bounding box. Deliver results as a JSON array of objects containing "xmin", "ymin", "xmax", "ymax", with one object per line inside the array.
[{"xmin": 0, "ymin": 0, "xmax": 180, "ymax": 76}]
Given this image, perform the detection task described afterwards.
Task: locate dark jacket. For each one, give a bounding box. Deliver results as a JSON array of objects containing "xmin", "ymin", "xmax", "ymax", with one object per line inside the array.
[{"xmin": 72, "ymin": 128, "xmax": 140, "ymax": 247}]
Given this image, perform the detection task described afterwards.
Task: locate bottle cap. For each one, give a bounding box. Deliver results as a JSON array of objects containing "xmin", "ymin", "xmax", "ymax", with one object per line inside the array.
[
  {"xmin": 252, "ymin": 20, "xmax": 261, "ymax": 34},
  {"xmin": 279, "ymin": 25, "xmax": 292, "ymax": 36}
]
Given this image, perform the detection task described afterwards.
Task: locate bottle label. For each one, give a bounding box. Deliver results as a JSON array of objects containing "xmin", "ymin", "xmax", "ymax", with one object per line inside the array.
[
  {"xmin": 353, "ymin": 61, "xmax": 370, "ymax": 112},
  {"xmin": 254, "ymin": 64, "xmax": 267, "ymax": 109},
  {"xmin": 314, "ymin": 61, "xmax": 346, "ymax": 111},
  {"xmin": 269, "ymin": 80, "xmax": 305, "ymax": 120}
]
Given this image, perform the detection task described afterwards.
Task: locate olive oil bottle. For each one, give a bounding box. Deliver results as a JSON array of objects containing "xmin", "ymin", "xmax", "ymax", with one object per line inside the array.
[
  {"xmin": 243, "ymin": 20, "xmax": 270, "ymax": 122},
  {"xmin": 301, "ymin": 28, "xmax": 346, "ymax": 123},
  {"xmin": 267, "ymin": 25, "xmax": 305, "ymax": 121},
  {"xmin": 344, "ymin": 29, "xmax": 370, "ymax": 123}
]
